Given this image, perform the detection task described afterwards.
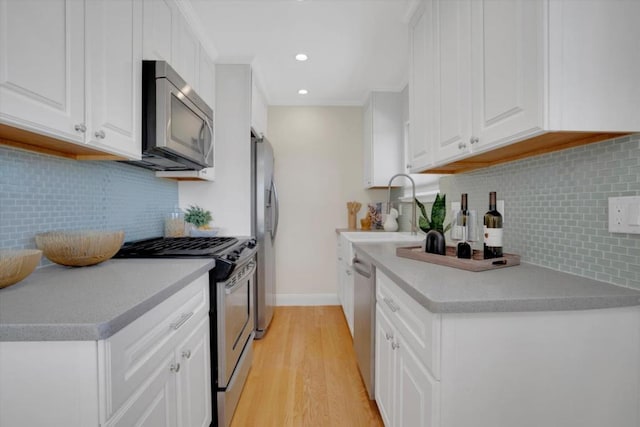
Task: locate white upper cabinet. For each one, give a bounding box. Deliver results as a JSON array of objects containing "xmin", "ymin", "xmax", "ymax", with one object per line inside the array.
[
  {"xmin": 0, "ymin": 0, "xmax": 85, "ymax": 144},
  {"xmin": 0, "ymin": 0, "xmax": 142, "ymax": 160},
  {"xmin": 142, "ymin": 0, "xmax": 176, "ymax": 63},
  {"xmin": 410, "ymin": 0, "xmax": 640, "ymax": 174},
  {"xmin": 432, "ymin": 0, "xmax": 472, "ymax": 164},
  {"xmin": 173, "ymin": 15, "xmax": 200, "ymax": 93},
  {"xmin": 85, "ymin": 0, "xmax": 142, "ymax": 159},
  {"xmin": 470, "ymin": 0, "xmax": 544, "ymax": 152},
  {"xmin": 408, "ymin": 1, "xmax": 434, "ymax": 173},
  {"xmin": 251, "ymin": 77, "xmax": 268, "ymax": 138},
  {"xmin": 363, "ymin": 91, "xmax": 403, "ymax": 188},
  {"xmin": 198, "ymin": 46, "xmax": 216, "ymax": 109}
]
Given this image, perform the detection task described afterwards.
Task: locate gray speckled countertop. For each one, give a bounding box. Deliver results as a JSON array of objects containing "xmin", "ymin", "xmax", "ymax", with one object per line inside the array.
[
  {"xmin": 0, "ymin": 258, "xmax": 214, "ymax": 341},
  {"xmin": 355, "ymin": 242, "xmax": 640, "ymax": 314}
]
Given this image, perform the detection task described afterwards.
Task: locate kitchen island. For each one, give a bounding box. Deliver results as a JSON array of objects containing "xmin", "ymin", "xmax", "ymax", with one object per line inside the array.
[
  {"xmin": 0, "ymin": 258, "xmax": 214, "ymax": 427},
  {"xmin": 354, "ymin": 242, "xmax": 640, "ymax": 427}
]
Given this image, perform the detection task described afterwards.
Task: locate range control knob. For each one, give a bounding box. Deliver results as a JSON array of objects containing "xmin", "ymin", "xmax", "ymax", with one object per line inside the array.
[
  {"xmin": 227, "ymin": 254, "xmax": 238, "ymax": 261},
  {"xmin": 247, "ymin": 239, "xmax": 257, "ymax": 248}
]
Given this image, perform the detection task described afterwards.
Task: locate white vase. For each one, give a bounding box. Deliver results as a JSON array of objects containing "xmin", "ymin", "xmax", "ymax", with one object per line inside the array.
[{"xmin": 383, "ymin": 208, "xmax": 399, "ymax": 232}]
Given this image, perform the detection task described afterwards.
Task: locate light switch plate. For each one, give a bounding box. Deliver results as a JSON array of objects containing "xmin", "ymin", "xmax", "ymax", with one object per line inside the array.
[{"xmin": 608, "ymin": 196, "xmax": 640, "ymax": 233}]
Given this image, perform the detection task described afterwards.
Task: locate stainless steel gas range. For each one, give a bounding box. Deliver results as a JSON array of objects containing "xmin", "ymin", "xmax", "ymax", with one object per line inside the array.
[{"xmin": 115, "ymin": 236, "xmax": 257, "ymax": 427}]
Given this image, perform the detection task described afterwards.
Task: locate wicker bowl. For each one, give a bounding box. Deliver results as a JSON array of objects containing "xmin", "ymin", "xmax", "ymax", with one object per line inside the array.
[
  {"xmin": 35, "ymin": 230, "xmax": 125, "ymax": 267},
  {"xmin": 0, "ymin": 249, "xmax": 42, "ymax": 288}
]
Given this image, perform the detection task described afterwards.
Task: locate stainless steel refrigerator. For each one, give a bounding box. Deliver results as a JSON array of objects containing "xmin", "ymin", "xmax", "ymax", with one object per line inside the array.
[{"xmin": 251, "ymin": 129, "xmax": 278, "ymax": 339}]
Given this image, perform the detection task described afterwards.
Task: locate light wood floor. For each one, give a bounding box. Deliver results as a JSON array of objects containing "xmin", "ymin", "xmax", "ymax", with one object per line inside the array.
[{"xmin": 230, "ymin": 306, "xmax": 384, "ymax": 427}]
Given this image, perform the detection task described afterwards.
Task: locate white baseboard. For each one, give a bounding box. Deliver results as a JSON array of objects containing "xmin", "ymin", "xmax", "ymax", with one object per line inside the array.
[{"xmin": 275, "ymin": 293, "xmax": 340, "ymax": 306}]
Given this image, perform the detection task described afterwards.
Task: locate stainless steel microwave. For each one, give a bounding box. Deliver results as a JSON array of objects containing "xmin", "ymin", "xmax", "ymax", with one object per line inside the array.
[{"xmin": 129, "ymin": 60, "xmax": 213, "ymax": 171}]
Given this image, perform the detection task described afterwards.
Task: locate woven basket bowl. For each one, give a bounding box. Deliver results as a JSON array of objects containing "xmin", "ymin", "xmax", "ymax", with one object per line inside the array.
[
  {"xmin": 0, "ymin": 249, "xmax": 42, "ymax": 288},
  {"xmin": 35, "ymin": 230, "xmax": 125, "ymax": 267}
]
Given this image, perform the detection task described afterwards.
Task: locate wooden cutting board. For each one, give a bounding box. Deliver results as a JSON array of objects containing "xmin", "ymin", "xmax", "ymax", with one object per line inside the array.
[{"xmin": 396, "ymin": 245, "xmax": 520, "ymax": 272}]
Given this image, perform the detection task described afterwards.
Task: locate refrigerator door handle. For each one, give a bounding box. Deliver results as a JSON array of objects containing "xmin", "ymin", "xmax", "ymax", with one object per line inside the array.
[{"xmin": 271, "ymin": 179, "xmax": 279, "ymax": 241}]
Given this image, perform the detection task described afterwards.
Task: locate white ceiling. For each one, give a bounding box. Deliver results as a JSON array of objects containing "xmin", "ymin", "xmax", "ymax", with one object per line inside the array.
[{"xmin": 188, "ymin": 0, "xmax": 415, "ymax": 106}]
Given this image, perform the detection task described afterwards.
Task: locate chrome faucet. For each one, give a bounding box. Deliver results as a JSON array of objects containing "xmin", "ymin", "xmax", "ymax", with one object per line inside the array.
[{"xmin": 386, "ymin": 173, "xmax": 417, "ymax": 235}]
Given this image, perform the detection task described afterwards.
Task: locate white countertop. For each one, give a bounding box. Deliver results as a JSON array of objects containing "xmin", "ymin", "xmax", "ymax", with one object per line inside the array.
[
  {"xmin": 355, "ymin": 242, "xmax": 640, "ymax": 313},
  {"xmin": 0, "ymin": 258, "xmax": 214, "ymax": 341}
]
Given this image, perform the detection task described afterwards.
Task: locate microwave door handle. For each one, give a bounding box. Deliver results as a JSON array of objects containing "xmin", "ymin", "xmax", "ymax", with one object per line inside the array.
[{"xmin": 203, "ymin": 118, "xmax": 214, "ymax": 165}]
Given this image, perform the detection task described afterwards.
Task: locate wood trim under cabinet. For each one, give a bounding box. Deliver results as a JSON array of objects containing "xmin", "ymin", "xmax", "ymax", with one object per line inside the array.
[
  {"xmin": 0, "ymin": 123, "xmax": 125, "ymax": 161},
  {"xmin": 421, "ymin": 131, "xmax": 632, "ymax": 174}
]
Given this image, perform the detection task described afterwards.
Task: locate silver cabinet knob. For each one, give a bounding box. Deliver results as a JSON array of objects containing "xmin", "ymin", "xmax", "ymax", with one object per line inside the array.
[
  {"xmin": 458, "ymin": 141, "xmax": 467, "ymax": 150},
  {"xmin": 170, "ymin": 363, "xmax": 181, "ymax": 373},
  {"xmin": 182, "ymin": 350, "xmax": 191, "ymax": 359},
  {"xmin": 385, "ymin": 332, "xmax": 394, "ymax": 341},
  {"xmin": 391, "ymin": 342, "xmax": 400, "ymax": 350},
  {"xmin": 470, "ymin": 136, "xmax": 479, "ymax": 145},
  {"xmin": 74, "ymin": 124, "xmax": 86, "ymax": 133},
  {"xmin": 94, "ymin": 130, "xmax": 106, "ymax": 139},
  {"xmin": 346, "ymin": 269, "xmax": 352, "ymax": 276},
  {"xmin": 406, "ymin": 163, "xmax": 412, "ymax": 169}
]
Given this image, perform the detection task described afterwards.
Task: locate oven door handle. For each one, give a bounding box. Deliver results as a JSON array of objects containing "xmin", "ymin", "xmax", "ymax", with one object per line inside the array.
[{"xmin": 225, "ymin": 261, "xmax": 257, "ymax": 295}]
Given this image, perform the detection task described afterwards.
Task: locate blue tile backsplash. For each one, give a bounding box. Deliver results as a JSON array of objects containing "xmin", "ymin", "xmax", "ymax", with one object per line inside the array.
[
  {"xmin": 0, "ymin": 146, "xmax": 178, "ymax": 251},
  {"xmin": 439, "ymin": 133, "xmax": 640, "ymax": 290}
]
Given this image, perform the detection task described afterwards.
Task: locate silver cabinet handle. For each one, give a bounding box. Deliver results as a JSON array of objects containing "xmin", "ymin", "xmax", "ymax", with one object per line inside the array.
[
  {"xmin": 385, "ymin": 332, "xmax": 393, "ymax": 341},
  {"xmin": 94, "ymin": 130, "xmax": 106, "ymax": 139},
  {"xmin": 406, "ymin": 163, "xmax": 412, "ymax": 169},
  {"xmin": 170, "ymin": 312, "xmax": 193, "ymax": 330},
  {"xmin": 74, "ymin": 124, "xmax": 86, "ymax": 133},
  {"xmin": 383, "ymin": 297, "xmax": 399, "ymax": 313},
  {"xmin": 391, "ymin": 342, "xmax": 400, "ymax": 350},
  {"xmin": 458, "ymin": 141, "xmax": 467, "ymax": 150},
  {"xmin": 182, "ymin": 350, "xmax": 191, "ymax": 359},
  {"xmin": 170, "ymin": 363, "xmax": 181, "ymax": 373},
  {"xmin": 470, "ymin": 136, "xmax": 479, "ymax": 145}
]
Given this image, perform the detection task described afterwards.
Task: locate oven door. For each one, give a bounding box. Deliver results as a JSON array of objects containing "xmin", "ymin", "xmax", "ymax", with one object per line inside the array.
[{"xmin": 217, "ymin": 258, "xmax": 256, "ymax": 388}]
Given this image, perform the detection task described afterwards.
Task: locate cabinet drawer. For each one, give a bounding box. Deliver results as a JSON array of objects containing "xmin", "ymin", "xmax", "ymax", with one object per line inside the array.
[
  {"xmin": 103, "ymin": 273, "xmax": 209, "ymax": 418},
  {"xmin": 376, "ymin": 271, "xmax": 441, "ymax": 379}
]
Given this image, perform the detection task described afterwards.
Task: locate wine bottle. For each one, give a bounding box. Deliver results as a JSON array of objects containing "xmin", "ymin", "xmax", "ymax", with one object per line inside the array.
[
  {"xmin": 483, "ymin": 192, "xmax": 503, "ymax": 259},
  {"xmin": 457, "ymin": 193, "xmax": 471, "ymax": 259}
]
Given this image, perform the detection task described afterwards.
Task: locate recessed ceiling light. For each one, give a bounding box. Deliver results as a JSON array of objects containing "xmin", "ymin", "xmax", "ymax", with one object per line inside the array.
[
  {"xmin": 295, "ymin": 53, "xmax": 308, "ymax": 62},
  {"xmin": 298, "ymin": 89, "xmax": 308, "ymax": 95}
]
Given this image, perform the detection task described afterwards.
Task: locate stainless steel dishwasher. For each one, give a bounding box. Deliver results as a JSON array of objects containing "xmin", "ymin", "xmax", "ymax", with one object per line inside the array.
[{"xmin": 352, "ymin": 253, "xmax": 376, "ymax": 400}]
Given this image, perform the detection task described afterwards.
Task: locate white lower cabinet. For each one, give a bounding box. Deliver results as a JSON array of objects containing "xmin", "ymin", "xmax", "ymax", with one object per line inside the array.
[
  {"xmin": 374, "ymin": 270, "xmax": 640, "ymax": 427},
  {"xmin": 0, "ymin": 274, "xmax": 211, "ymax": 427},
  {"xmin": 336, "ymin": 234, "xmax": 354, "ymax": 336},
  {"xmin": 375, "ymin": 274, "xmax": 440, "ymax": 427}
]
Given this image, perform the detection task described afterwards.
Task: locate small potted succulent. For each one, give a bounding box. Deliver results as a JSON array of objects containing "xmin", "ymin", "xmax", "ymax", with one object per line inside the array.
[
  {"xmin": 184, "ymin": 205, "xmax": 217, "ymax": 236},
  {"xmin": 416, "ymin": 194, "xmax": 451, "ymax": 255}
]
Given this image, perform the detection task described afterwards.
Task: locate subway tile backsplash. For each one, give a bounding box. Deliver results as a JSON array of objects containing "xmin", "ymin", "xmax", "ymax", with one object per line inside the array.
[
  {"xmin": 0, "ymin": 146, "xmax": 178, "ymax": 251},
  {"xmin": 439, "ymin": 133, "xmax": 640, "ymax": 290}
]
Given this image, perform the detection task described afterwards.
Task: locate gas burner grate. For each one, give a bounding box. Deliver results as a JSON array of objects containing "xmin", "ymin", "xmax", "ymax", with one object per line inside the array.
[{"xmin": 115, "ymin": 236, "xmax": 239, "ymax": 258}]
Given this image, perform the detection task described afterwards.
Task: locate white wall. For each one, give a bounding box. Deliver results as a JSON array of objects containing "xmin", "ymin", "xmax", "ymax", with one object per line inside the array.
[
  {"xmin": 268, "ymin": 107, "xmax": 387, "ymax": 304},
  {"xmin": 179, "ymin": 65, "xmax": 253, "ymax": 236}
]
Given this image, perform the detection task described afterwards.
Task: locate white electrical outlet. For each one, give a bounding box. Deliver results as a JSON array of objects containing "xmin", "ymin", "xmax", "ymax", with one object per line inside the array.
[{"xmin": 608, "ymin": 196, "xmax": 640, "ymax": 233}]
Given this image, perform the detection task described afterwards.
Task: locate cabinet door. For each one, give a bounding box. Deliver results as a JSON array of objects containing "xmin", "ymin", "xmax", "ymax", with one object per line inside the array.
[
  {"xmin": 0, "ymin": 0, "xmax": 84, "ymax": 143},
  {"xmin": 470, "ymin": 0, "xmax": 544, "ymax": 150},
  {"xmin": 105, "ymin": 353, "xmax": 178, "ymax": 427},
  {"xmin": 433, "ymin": 0, "xmax": 472, "ymax": 164},
  {"xmin": 408, "ymin": 1, "xmax": 434, "ymax": 173},
  {"xmin": 177, "ymin": 316, "xmax": 212, "ymax": 427},
  {"xmin": 173, "ymin": 15, "xmax": 199, "ymax": 92},
  {"xmin": 395, "ymin": 337, "xmax": 439, "ymax": 427},
  {"xmin": 85, "ymin": 0, "xmax": 142, "ymax": 160},
  {"xmin": 198, "ymin": 46, "xmax": 216, "ymax": 109},
  {"xmin": 142, "ymin": 0, "xmax": 176, "ymax": 62},
  {"xmin": 370, "ymin": 92, "xmax": 403, "ymax": 187},
  {"xmin": 375, "ymin": 304, "xmax": 396, "ymax": 427}
]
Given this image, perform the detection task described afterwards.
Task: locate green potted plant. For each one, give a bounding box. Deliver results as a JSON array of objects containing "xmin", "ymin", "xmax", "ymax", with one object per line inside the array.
[
  {"xmin": 415, "ymin": 194, "xmax": 451, "ymax": 255},
  {"xmin": 184, "ymin": 205, "xmax": 216, "ymax": 236}
]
